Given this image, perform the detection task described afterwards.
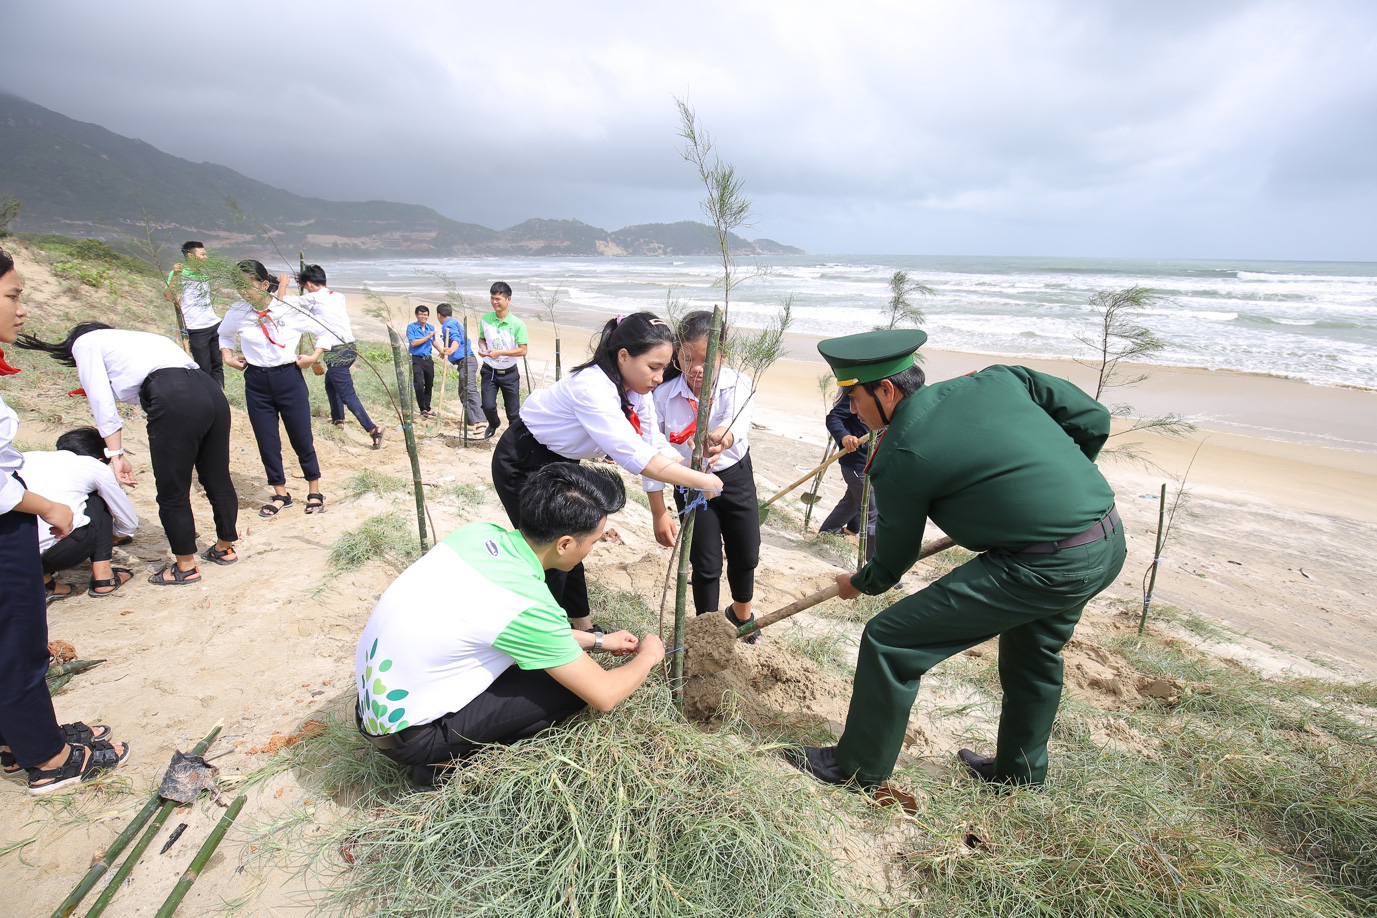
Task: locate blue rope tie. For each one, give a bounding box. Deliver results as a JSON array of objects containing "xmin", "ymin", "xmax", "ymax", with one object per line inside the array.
[{"xmin": 676, "ymin": 486, "xmax": 709, "ymax": 517}]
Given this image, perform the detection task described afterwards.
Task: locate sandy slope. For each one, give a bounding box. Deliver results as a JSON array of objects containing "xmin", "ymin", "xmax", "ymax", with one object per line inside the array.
[{"xmin": 2, "ymin": 248, "xmax": 1374, "ymax": 915}]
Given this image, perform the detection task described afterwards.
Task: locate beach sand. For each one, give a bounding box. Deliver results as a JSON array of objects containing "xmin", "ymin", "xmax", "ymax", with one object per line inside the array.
[{"xmin": 2, "ymin": 258, "xmax": 1373, "ymax": 914}]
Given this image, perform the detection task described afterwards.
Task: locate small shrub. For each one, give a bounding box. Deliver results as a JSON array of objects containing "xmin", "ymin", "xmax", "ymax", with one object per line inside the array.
[{"xmin": 329, "ymin": 511, "xmax": 422, "ymax": 573}]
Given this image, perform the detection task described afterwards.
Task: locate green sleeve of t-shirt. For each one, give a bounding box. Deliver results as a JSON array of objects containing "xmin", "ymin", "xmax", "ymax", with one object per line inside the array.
[
  {"xmin": 514, "ymin": 319, "xmax": 529, "ymax": 345},
  {"xmin": 492, "ymin": 604, "xmax": 582, "ymax": 670}
]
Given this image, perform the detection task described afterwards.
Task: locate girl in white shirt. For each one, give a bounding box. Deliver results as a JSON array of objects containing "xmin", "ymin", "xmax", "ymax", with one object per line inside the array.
[
  {"xmin": 491, "ymin": 312, "xmax": 724, "ymax": 632},
  {"xmin": 649, "ymin": 311, "xmax": 762, "ymax": 641},
  {"xmin": 19, "ymin": 322, "xmax": 239, "ymax": 585},
  {"xmin": 219, "ymin": 259, "xmax": 325, "ymax": 516},
  {"xmin": 0, "ymin": 248, "xmax": 130, "ymax": 793}
]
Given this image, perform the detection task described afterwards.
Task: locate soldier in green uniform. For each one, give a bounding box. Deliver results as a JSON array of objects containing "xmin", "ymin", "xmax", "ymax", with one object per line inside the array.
[{"xmin": 784, "ymin": 329, "xmax": 1126, "ymax": 789}]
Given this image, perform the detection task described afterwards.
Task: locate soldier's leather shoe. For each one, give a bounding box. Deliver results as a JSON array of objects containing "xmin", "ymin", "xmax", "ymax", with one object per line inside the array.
[
  {"xmin": 957, "ymin": 748, "xmax": 997, "ymax": 782},
  {"xmin": 781, "ymin": 745, "xmax": 877, "ymax": 792}
]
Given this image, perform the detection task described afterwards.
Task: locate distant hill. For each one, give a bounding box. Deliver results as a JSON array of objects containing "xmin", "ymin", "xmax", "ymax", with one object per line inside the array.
[{"xmin": 0, "ymin": 94, "xmax": 803, "ymax": 259}]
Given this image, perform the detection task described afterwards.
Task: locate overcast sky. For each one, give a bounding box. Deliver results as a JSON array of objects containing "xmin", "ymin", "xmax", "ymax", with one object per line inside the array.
[{"xmin": 3, "ymin": 0, "xmax": 1375, "ymax": 260}]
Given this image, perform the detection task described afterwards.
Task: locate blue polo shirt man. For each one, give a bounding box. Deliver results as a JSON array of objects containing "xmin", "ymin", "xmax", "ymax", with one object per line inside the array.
[
  {"xmin": 406, "ymin": 306, "xmax": 438, "ymax": 416},
  {"xmin": 437, "ymin": 302, "xmax": 483, "ymax": 428}
]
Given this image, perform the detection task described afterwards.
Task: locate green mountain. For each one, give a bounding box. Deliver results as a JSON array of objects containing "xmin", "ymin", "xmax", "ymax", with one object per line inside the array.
[{"xmin": 0, "ymin": 94, "xmax": 803, "ymax": 258}]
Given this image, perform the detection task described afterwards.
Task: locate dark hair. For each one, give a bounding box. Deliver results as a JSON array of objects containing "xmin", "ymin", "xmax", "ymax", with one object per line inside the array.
[
  {"xmin": 665, "ymin": 309, "xmax": 729, "ymax": 383},
  {"xmin": 519, "ymin": 463, "xmax": 626, "ymax": 544},
  {"xmin": 297, "ymin": 264, "xmax": 327, "ymax": 287},
  {"xmin": 490, "ymin": 281, "xmax": 512, "ymax": 298},
  {"xmin": 56, "ymin": 427, "xmax": 106, "ymax": 461},
  {"xmin": 414, "ymin": 304, "xmax": 429, "ymax": 315},
  {"xmin": 181, "ymin": 241, "xmax": 205, "ymax": 256},
  {"xmin": 1, "ymin": 247, "xmax": 15, "ymax": 277},
  {"xmin": 572, "ymin": 312, "xmax": 675, "ymax": 418},
  {"xmin": 17, "ymin": 322, "xmax": 114, "ymax": 367},
  {"xmin": 237, "ymin": 259, "xmax": 280, "ymax": 295},
  {"xmin": 436, "ymin": 303, "xmax": 453, "ymax": 318},
  {"xmin": 861, "ymin": 364, "xmax": 926, "ymax": 401}
]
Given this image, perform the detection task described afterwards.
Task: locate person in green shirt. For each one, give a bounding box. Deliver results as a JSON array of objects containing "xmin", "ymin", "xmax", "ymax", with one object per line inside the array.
[
  {"xmin": 478, "ymin": 281, "xmax": 529, "ymax": 439},
  {"xmin": 784, "ymin": 329, "xmax": 1126, "ymax": 791}
]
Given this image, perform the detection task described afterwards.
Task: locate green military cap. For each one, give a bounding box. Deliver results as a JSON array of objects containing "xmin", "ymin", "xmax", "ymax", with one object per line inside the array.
[{"xmin": 817, "ymin": 329, "xmax": 928, "ymax": 386}]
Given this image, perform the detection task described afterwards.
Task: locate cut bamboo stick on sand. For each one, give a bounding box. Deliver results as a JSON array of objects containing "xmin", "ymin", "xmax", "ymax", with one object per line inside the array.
[{"xmin": 736, "ymin": 535, "xmax": 958, "ymax": 638}]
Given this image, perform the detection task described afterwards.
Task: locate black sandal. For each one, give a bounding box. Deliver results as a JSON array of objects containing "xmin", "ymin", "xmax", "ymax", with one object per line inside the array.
[
  {"xmin": 260, "ymin": 493, "xmax": 292, "ymax": 517},
  {"xmin": 87, "ymin": 567, "xmax": 133, "ymax": 597},
  {"xmin": 44, "ymin": 578, "xmax": 76, "ymax": 605},
  {"xmin": 2, "ymin": 722, "xmax": 111, "ymax": 777},
  {"xmin": 330, "ymin": 419, "xmax": 346, "ymax": 427},
  {"xmin": 148, "ymin": 565, "xmax": 201, "ymax": 586},
  {"xmin": 304, "ymin": 492, "xmax": 326, "ymax": 514},
  {"xmin": 725, "ymin": 605, "xmax": 762, "ymax": 644},
  {"xmin": 200, "ymin": 545, "xmax": 238, "ymax": 566},
  {"xmin": 371, "ymin": 427, "xmax": 385, "ymax": 450},
  {"xmin": 28, "ymin": 740, "xmax": 131, "ymax": 796}
]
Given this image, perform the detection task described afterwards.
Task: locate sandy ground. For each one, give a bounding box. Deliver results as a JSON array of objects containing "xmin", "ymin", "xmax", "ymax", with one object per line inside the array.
[{"xmin": 1, "ymin": 253, "xmax": 1374, "ymax": 915}]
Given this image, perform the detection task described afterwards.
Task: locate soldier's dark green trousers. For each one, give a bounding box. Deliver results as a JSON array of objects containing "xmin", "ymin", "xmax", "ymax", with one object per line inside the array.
[{"xmin": 835, "ymin": 525, "xmax": 1126, "ymax": 785}]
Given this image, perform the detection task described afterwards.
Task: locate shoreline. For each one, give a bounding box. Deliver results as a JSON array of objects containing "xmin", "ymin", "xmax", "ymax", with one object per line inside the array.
[{"xmin": 340, "ymin": 287, "xmax": 1377, "ymax": 458}]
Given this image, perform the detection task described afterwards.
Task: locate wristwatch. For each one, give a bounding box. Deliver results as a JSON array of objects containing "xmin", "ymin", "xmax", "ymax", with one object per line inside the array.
[
  {"xmin": 103, "ymin": 447, "xmax": 125, "ymax": 459},
  {"xmin": 592, "ymin": 632, "xmax": 604, "ymax": 652}
]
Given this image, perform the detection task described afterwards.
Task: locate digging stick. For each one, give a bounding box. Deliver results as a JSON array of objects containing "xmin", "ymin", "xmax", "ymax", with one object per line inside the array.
[
  {"xmin": 759, "ymin": 432, "xmax": 872, "ymax": 522},
  {"xmin": 736, "ymin": 536, "xmax": 957, "ymax": 638},
  {"xmin": 152, "ymin": 795, "xmax": 246, "ymax": 918},
  {"xmin": 52, "ymin": 721, "xmax": 223, "ymax": 918}
]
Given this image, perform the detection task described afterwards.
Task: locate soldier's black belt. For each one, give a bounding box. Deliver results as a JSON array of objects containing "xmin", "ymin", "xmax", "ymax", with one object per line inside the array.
[{"xmin": 1018, "ymin": 506, "xmax": 1120, "ymax": 554}]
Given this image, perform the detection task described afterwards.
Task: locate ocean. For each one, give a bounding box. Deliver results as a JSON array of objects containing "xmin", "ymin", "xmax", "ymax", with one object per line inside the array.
[{"xmin": 326, "ymin": 255, "xmax": 1377, "ymax": 391}]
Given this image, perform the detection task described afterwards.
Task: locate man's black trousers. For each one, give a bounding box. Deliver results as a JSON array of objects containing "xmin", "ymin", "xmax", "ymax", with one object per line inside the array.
[
  {"xmin": 186, "ymin": 323, "xmax": 224, "ymax": 388},
  {"xmin": 411, "ymin": 355, "xmax": 434, "ymax": 412},
  {"xmin": 480, "ymin": 364, "xmax": 521, "ymax": 429}
]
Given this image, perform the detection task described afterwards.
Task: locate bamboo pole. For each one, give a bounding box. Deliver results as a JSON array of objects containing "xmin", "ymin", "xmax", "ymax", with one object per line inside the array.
[
  {"xmin": 1139, "ymin": 483, "xmax": 1167, "ymax": 635},
  {"xmin": 461, "ymin": 314, "xmax": 472, "ymax": 444},
  {"xmin": 736, "ymin": 536, "xmax": 957, "ymax": 639},
  {"xmin": 671, "ymin": 306, "xmax": 724, "ymax": 705},
  {"xmin": 387, "ymin": 328, "xmax": 429, "ymax": 554},
  {"xmin": 83, "ymin": 801, "xmax": 177, "ymax": 917},
  {"xmin": 152, "ymin": 795, "xmax": 246, "ymax": 918},
  {"xmin": 52, "ymin": 721, "xmax": 223, "ymax": 918},
  {"xmin": 760, "ymin": 433, "xmax": 871, "ymax": 519},
  {"xmin": 800, "ymin": 441, "xmax": 834, "ymax": 531}
]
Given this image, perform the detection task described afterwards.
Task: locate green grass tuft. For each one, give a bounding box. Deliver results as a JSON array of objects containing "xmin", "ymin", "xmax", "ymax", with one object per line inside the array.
[{"xmin": 328, "ymin": 511, "xmax": 424, "ymax": 573}]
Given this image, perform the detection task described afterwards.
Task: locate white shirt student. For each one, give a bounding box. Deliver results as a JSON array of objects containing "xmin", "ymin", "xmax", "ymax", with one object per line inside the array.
[{"xmin": 19, "ymin": 449, "xmax": 138, "ymax": 554}]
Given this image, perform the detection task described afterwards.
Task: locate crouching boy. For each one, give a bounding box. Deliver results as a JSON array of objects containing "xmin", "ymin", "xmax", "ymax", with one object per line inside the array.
[{"xmin": 355, "ymin": 463, "xmax": 663, "ymax": 788}]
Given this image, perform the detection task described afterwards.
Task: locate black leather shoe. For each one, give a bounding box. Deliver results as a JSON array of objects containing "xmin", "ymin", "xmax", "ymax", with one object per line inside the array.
[
  {"xmin": 781, "ymin": 745, "xmax": 876, "ymax": 792},
  {"xmin": 957, "ymin": 748, "xmax": 997, "ymax": 782},
  {"xmin": 482, "ymin": 425, "xmax": 498, "ymax": 440}
]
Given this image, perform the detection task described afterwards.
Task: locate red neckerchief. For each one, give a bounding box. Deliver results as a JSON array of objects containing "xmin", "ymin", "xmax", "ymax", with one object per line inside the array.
[
  {"xmin": 669, "ymin": 394, "xmax": 698, "ymax": 445},
  {"xmin": 0, "ymin": 347, "xmax": 19, "ymax": 376},
  {"xmin": 627, "ymin": 410, "xmax": 643, "ymax": 435},
  {"xmin": 863, "ymin": 428, "xmax": 886, "ymax": 473},
  {"xmin": 255, "ymin": 307, "xmax": 286, "ymax": 349}
]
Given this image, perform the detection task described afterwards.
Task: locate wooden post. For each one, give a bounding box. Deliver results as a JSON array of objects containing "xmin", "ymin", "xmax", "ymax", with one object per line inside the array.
[
  {"xmin": 1139, "ymin": 483, "xmax": 1167, "ymax": 635},
  {"xmin": 388, "ymin": 327, "xmax": 429, "ymax": 554}
]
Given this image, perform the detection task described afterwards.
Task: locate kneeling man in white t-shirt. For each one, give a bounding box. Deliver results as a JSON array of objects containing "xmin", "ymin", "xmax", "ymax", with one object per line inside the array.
[{"xmin": 355, "ymin": 462, "xmax": 663, "ymax": 788}]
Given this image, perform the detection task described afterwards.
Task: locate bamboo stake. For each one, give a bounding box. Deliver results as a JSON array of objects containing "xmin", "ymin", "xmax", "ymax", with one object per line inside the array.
[
  {"xmin": 462, "ymin": 315, "xmax": 472, "ymax": 445},
  {"xmin": 671, "ymin": 306, "xmax": 724, "ymax": 705},
  {"xmin": 1139, "ymin": 483, "xmax": 1167, "ymax": 635},
  {"xmin": 736, "ymin": 536, "xmax": 956, "ymax": 638},
  {"xmin": 800, "ymin": 441, "xmax": 834, "ymax": 531},
  {"xmin": 152, "ymin": 795, "xmax": 246, "ymax": 918},
  {"xmin": 52, "ymin": 721, "xmax": 223, "ymax": 918},
  {"xmin": 83, "ymin": 800, "xmax": 176, "ymax": 917},
  {"xmin": 388, "ymin": 328, "xmax": 429, "ymax": 554}
]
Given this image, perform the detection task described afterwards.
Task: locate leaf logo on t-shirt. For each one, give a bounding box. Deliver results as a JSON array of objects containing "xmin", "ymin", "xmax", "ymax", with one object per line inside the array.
[{"xmin": 485, "ymin": 540, "xmax": 499, "ymax": 557}]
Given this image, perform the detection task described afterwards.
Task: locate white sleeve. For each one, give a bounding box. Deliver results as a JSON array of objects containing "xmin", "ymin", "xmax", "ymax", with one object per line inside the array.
[
  {"xmin": 634, "ymin": 390, "xmax": 679, "ymax": 492},
  {"xmin": 93, "ymin": 462, "xmax": 139, "ymax": 535},
  {"xmin": 72, "ymin": 338, "xmax": 125, "ymax": 438},
  {"xmin": 218, "ymin": 304, "xmax": 245, "ymax": 350},
  {"xmin": 568, "ymin": 375, "xmax": 662, "ymax": 475},
  {"xmin": 0, "ymin": 405, "xmax": 22, "ymax": 514}
]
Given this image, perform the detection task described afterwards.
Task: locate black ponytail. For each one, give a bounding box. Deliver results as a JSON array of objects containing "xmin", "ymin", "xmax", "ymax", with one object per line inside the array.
[
  {"xmin": 17, "ymin": 322, "xmax": 114, "ymax": 367},
  {"xmin": 572, "ymin": 312, "xmax": 674, "ymax": 418}
]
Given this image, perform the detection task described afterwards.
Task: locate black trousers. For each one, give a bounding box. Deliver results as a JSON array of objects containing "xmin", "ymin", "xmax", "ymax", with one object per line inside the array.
[
  {"xmin": 244, "ymin": 363, "xmax": 320, "ymax": 488},
  {"xmin": 0, "ymin": 481, "xmax": 66, "ymax": 768},
  {"xmin": 450, "ymin": 355, "xmax": 483, "ymax": 424},
  {"xmin": 491, "ymin": 418, "xmax": 588, "ymax": 621},
  {"xmin": 187, "ymin": 323, "xmax": 224, "ymax": 388},
  {"xmin": 411, "ymin": 355, "xmax": 434, "ymax": 412},
  {"xmin": 820, "ymin": 463, "xmax": 878, "ymax": 561},
  {"xmin": 481, "ymin": 364, "xmax": 521, "ymax": 429},
  {"xmin": 141, "ymin": 367, "xmax": 239, "ymax": 555},
  {"xmin": 368, "ymin": 664, "xmax": 585, "ymax": 787},
  {"xmin": 324, "ymin": 345, "xmax": 375, "ymax": 431},
  {"xmin": 670, "ymin": 451, "xmax": 761, "ymax": 615},
  {"xmin": 42, "ymin": 493, "xmax": 113, "ymax": 573}
]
